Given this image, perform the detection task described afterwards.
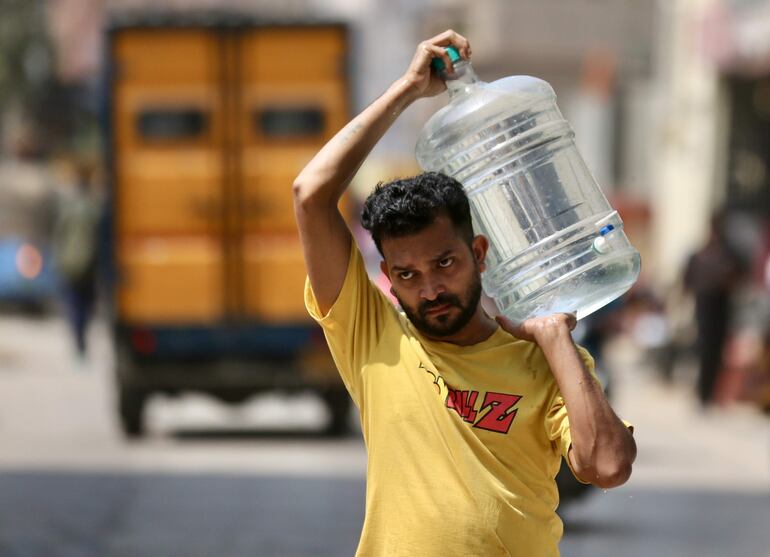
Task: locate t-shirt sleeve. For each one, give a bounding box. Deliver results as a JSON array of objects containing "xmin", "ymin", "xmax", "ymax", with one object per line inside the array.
[
  {"xmin": 543, "ymin": 345, "xmax": 634, "ymax": 484},
  {"xmin": 303, "ymin": 241, "xmax": 393, "ymax": 406}
]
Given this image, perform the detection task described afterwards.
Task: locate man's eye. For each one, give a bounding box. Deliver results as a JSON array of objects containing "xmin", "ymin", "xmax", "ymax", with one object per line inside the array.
[
  {"xmin": 439, "ymin": 257, "xmax": 454, "ymax": 268},
  {"xmin": 399, "ymin": 271, "xmax": 414, "ymax": 280}
]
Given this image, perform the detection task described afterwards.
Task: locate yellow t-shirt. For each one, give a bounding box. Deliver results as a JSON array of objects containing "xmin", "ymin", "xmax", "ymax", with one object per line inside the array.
[{"xmin": 305, "ymin": 242, "xmax": 599, "ymax": 557}]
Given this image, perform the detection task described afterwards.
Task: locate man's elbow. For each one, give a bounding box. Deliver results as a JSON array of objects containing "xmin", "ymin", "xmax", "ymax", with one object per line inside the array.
[
  {"xmin": 292, "ymin": 179, "xmax": 312, "ymax": 208},
  {"xmin": 292, "ymin": 177, "xmax": 333, "ymax": 210},
  {"xmin": 592, "ymin": 460, "xmax": 633, "ymax": 489},
  {"xmin": 592, "ymin": 430, "xmax": 637, "ymax": 488},
  {"xmin": 573, "ymin": 441, "xmax": 636, "ymax": 489}
]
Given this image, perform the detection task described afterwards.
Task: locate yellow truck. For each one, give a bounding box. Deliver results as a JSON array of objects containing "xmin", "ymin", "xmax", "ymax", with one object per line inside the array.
[{"xmin": 105, "ymin": 15, "xmax": 350, "ymax": 436}]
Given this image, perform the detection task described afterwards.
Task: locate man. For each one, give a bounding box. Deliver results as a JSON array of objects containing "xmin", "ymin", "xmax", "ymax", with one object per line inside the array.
[
  {"xmin": 52, "ymin": 162, "xmax": 101, "ymax": 364},
  {"xmin": 684, "ymin": 210, "xmax": 743, "ymax": 406},
  {"xmin": 293, "ymin": 30, "xmax": 635, "ymax": 557}
]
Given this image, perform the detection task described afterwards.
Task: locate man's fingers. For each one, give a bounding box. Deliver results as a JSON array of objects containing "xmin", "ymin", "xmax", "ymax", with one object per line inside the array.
[
  {"xmin": 418, "ymin": 42, "xmax": 454, "ymax": 74},
  {"xmin": 415, "ymin": 42, "xmax": 445, "ymax": 67},
  {"xmin": 564, "ymin": 312, "xmax": 578, "ymax": 330},
  {"xmin": 495, "ymin": 315, "xmax": 527, "ymax": 338},
  {"xmin": 429, "ymin": 29, "xmax": 471, "ymax": 54},
  {"xmin": 427, "ymin": 29, "xmax": 458, "ymax": 45},
  {"xmin": 423, "ymin": 29, "xmax": 472, "ymax": 62},
  {"xmin": 494, "ymin": 315, "xmax": 513, "ymax": 332}
]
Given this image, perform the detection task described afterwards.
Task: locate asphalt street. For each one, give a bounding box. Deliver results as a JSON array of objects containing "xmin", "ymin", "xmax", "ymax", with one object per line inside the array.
[{"xmin": 0, "ymin": 314, "xmax": 767, "ymax": 557}]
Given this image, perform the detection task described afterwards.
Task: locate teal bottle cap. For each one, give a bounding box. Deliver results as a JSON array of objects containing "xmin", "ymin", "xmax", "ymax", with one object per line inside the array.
[{"xmin": 431, "ymin": 46, "xmax": 462, "ymax": 72}]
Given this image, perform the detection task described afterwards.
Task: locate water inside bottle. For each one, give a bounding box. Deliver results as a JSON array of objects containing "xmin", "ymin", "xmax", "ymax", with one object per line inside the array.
[{"xmin": 416, "ymin": 68, "xmax": 641, "ymax": 323}]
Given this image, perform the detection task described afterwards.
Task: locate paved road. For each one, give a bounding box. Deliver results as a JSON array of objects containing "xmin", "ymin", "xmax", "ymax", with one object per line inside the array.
[{"xmin": 0, "ymin": 315, "xmax": 767, "ymax": 556}]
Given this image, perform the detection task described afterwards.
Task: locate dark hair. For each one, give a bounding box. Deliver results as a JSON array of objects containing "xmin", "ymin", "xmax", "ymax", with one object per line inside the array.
[{"xmin": 361, "ymin": 172, "xmax": 474, "ymax": 254}]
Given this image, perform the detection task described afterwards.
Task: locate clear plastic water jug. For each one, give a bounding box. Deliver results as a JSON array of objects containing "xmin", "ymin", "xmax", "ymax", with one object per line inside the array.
[{"xmin": 415, "ymin": 47, "xmax": 641, "ymax": 323}]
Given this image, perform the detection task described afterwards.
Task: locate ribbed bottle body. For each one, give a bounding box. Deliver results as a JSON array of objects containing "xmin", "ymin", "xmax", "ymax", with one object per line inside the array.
[{"xmin": 416, "ymin": 75, "xmax": 640, "ymax": 322}]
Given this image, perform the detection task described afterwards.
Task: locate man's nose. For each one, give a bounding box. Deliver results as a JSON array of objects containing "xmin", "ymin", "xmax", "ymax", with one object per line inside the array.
[{"xmin": 420, "ymin": 276, "xmax": 446, "ymax": 301}]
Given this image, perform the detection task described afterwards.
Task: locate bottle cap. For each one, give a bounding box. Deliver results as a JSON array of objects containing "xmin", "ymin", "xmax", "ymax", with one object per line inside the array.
[{"xmin": 431, "ymin": 46, "xmax": 462, "ymax": 72}]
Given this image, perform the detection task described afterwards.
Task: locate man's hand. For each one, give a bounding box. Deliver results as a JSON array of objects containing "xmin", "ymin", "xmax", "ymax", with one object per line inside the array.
[
  {"xmin": 495, "ymin": 313, "xmax": 577, "ymax": 346},
  {"xmin": 401, "ymin": 30, "xmax": 472, "ymax": 99}
]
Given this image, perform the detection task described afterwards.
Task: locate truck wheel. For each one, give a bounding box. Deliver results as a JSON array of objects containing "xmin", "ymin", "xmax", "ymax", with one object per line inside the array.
[
  {"xmin": 119, "ymin": 387, "xmax": 147, "ymax": 438},
  {"xmin": 323, "ymin": 388, "xmax": 351, "ymax": 436}
]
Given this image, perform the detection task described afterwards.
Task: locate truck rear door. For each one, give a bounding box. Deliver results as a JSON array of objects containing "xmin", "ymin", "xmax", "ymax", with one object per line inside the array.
[
  {"xmin": 237, "ymin": 27, "xmax": 348, "ymax": 321},
  {"xmin": 112, "ymin": 25, "xmax": 348, "ymax": 325},
  {"xmin": 113, "ymin": 28, "xmax": 226, "ymax": 323}
]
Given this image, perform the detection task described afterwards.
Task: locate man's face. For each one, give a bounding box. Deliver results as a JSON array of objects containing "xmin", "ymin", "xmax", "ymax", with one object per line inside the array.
[{"xmin": 379, "ymin": 215, "xmax": 487, "ymax": 339}]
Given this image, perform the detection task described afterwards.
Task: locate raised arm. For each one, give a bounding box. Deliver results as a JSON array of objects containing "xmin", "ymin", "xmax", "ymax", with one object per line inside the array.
[{"xmin": 292, "ymin": 30, "xmax": 471, "ymax": 315}]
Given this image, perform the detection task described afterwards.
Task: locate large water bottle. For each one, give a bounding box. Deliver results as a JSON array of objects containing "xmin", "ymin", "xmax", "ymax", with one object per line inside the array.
[{"xmin": 415, "ymin": 47, "xmax": 641, "ymax": 323}]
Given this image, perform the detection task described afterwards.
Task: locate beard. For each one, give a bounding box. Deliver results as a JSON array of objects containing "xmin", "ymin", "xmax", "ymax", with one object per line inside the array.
[{"xmin": 394, "ymin": 271, "xmax": 483, "ymax": 338}]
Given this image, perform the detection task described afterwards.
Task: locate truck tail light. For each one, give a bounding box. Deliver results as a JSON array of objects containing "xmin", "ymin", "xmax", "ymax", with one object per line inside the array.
[{"xmin": 130, "ymin": 328, "xmax": 157, "ymax": 355}]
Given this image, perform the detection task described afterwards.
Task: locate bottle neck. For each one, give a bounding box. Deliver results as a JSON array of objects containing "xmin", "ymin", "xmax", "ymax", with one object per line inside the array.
[{"xmin": 441, "ymin": 60, "xmax": 480, "ymax": 97}]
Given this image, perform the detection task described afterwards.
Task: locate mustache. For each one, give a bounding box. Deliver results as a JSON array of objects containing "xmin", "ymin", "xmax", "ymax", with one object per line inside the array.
[{"xmin": 419, "ymin": 294, "xmax": 462, "ymax": 315}]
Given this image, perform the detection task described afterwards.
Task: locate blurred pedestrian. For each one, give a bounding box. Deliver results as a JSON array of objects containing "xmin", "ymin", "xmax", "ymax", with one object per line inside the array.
[
  {"xmin": 52, "ymin": 162, "xmax": 101, "ymax": 363},
  {"xmin": 293, "ymin": 30, "xmax": 635, "ymax": 556},
  {"xmin": 684, "ymin": 210, "xmax": 744, "ymax": 406}
]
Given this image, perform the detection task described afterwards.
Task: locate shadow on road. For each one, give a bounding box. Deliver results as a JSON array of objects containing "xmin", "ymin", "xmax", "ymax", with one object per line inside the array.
[{"xmin": 562, "ymin": 515, "xmax": 636, "ymax": 536}]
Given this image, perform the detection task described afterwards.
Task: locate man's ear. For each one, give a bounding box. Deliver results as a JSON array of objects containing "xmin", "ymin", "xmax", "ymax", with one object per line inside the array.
[
  {"xmin": 379, "ymin": 260, "xmax": 398, "ymax": 297},
  {"xmin": 472, "ymin": 235, "xmax": 489, "ymax": 272}
]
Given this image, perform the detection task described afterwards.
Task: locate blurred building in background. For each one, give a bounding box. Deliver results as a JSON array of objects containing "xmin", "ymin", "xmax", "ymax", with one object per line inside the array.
[
  {"xmin": 3, "ymin": 0, "xmax": 768, "ymax": 407},
  {"xmin": 24, "ymin": 0, "xmax": 770, "ymax": 280}
]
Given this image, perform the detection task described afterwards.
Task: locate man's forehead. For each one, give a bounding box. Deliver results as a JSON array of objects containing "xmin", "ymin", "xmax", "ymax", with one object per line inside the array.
[{"xmin": 381, "ymin": 219, "xmax": 466, "ymax": 267}]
